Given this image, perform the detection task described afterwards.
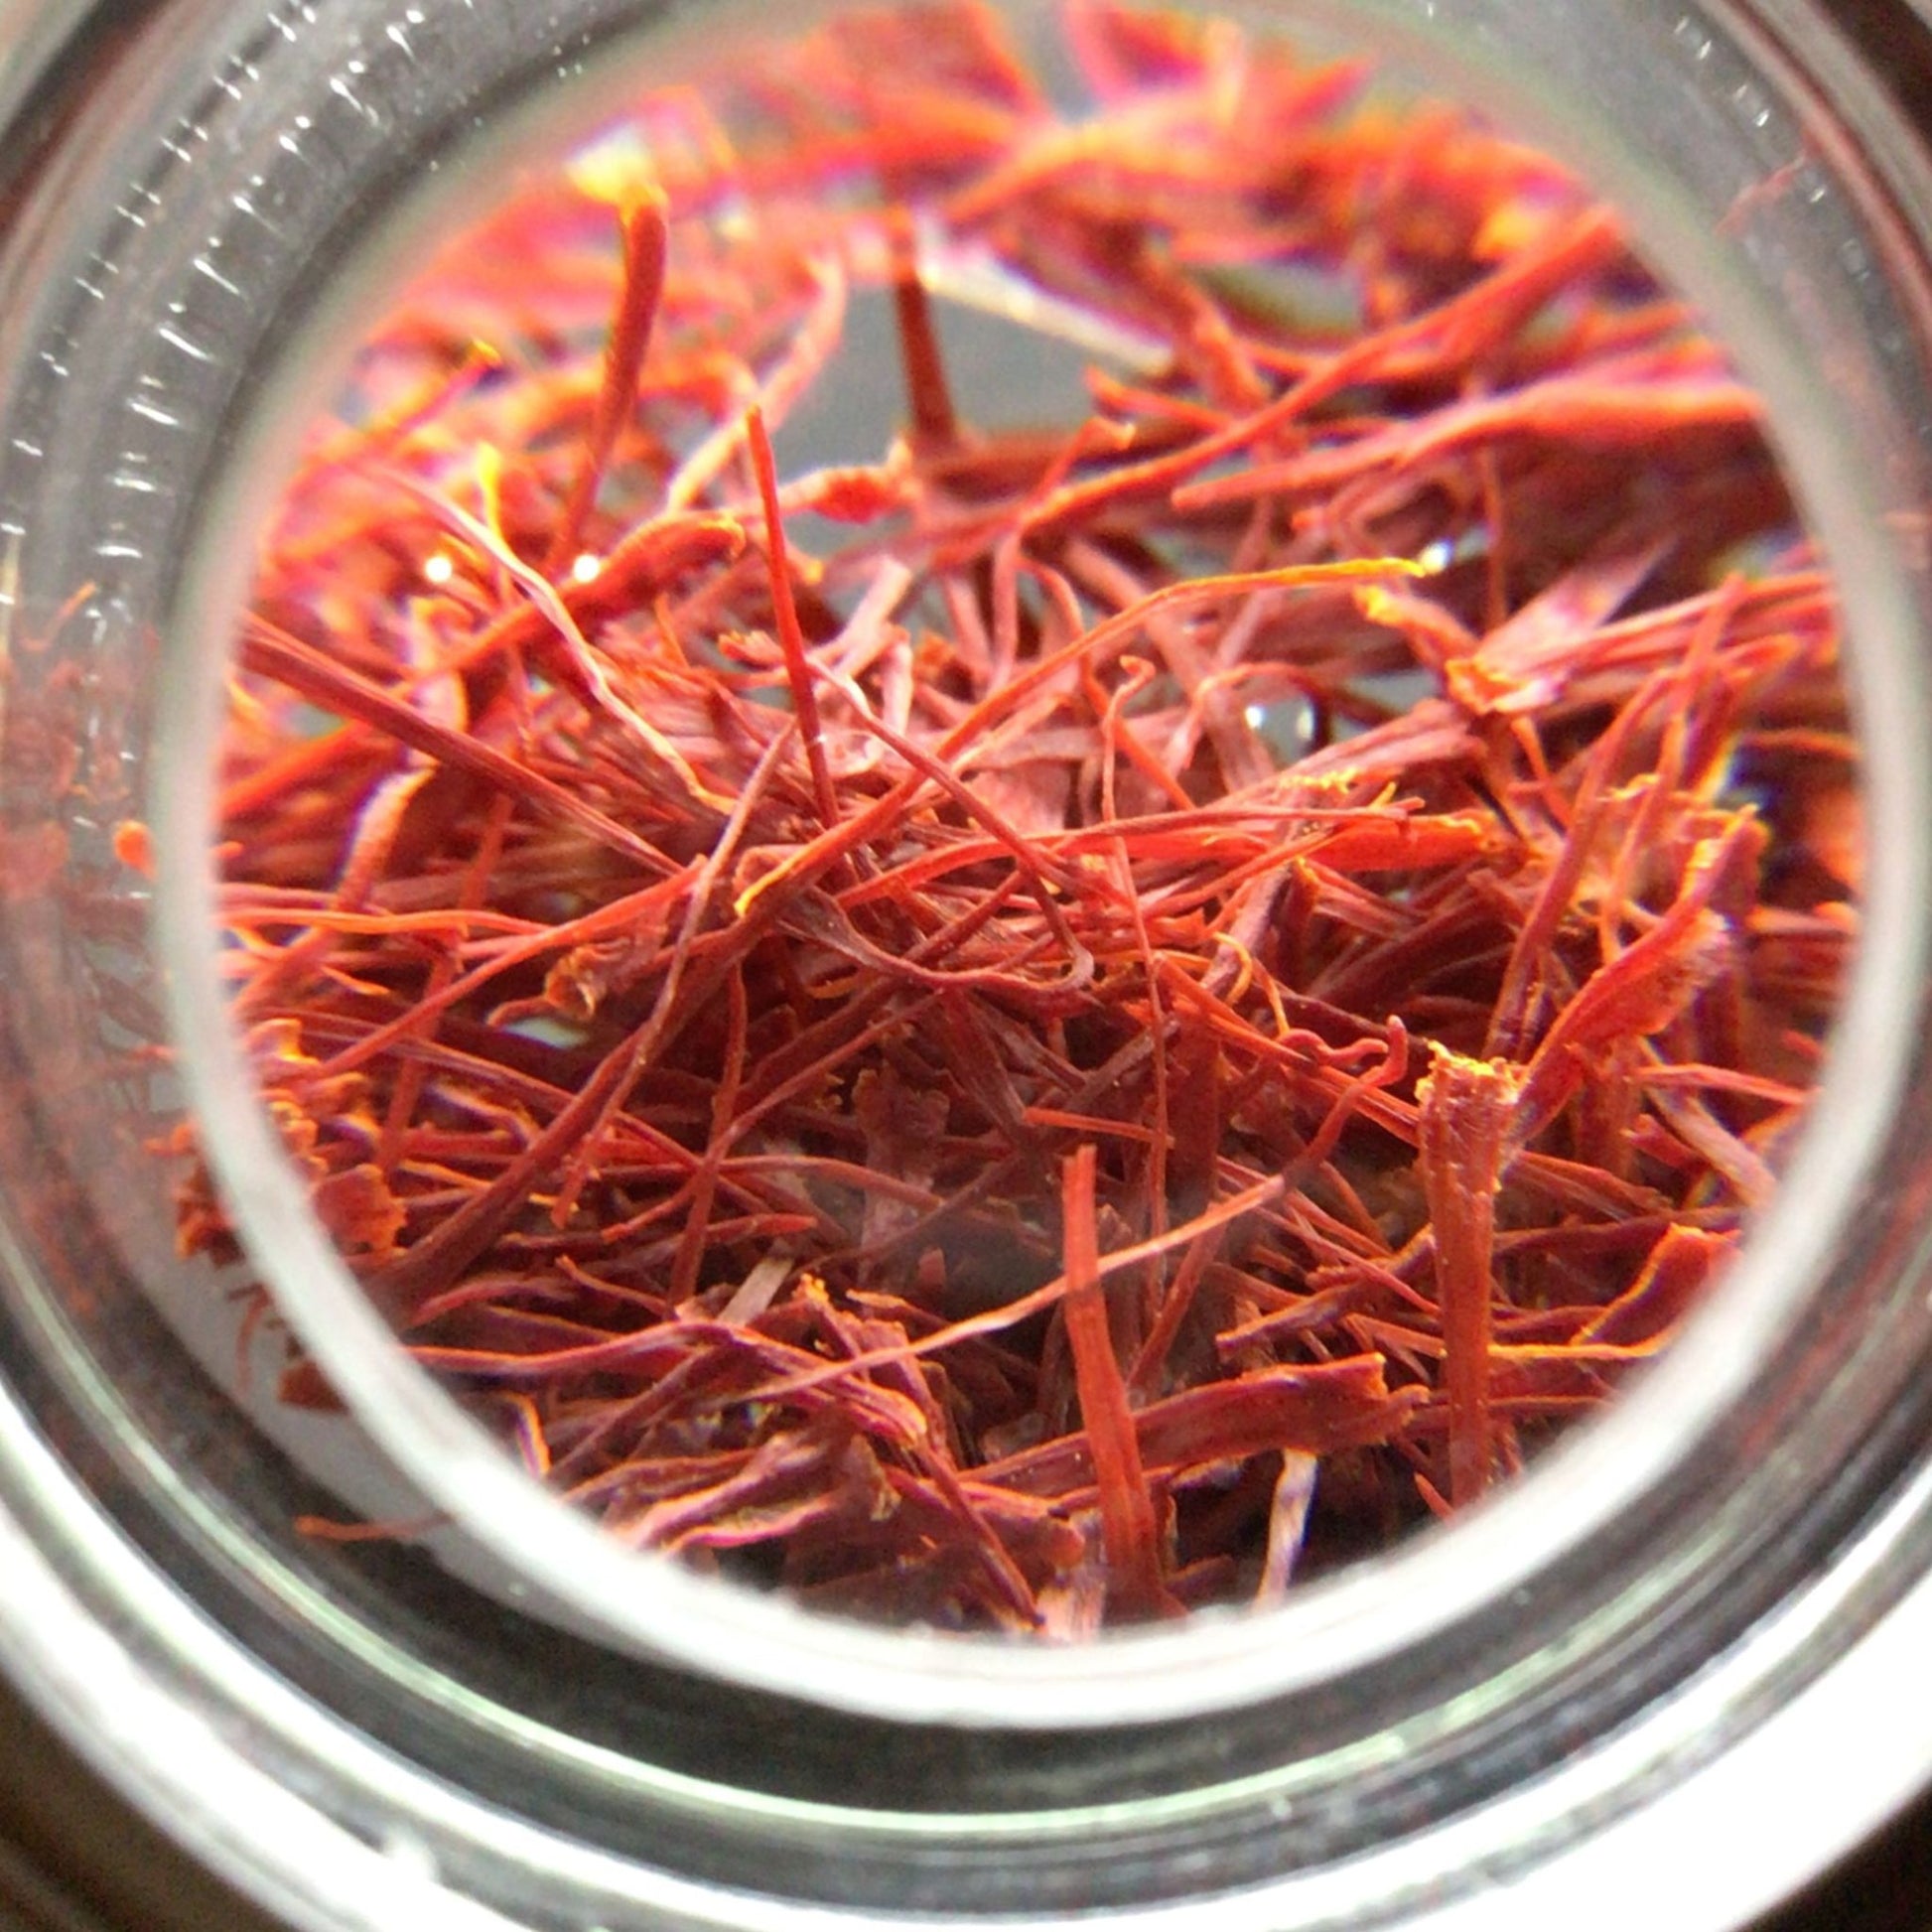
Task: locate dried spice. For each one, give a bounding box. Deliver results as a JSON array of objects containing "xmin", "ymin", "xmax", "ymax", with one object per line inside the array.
[{"xmin": 169, "ymin": 1, "xmax": 1861, "ymax": 1632}]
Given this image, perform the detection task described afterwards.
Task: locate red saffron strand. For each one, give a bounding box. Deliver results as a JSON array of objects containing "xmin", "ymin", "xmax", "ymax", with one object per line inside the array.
[
  {"xmin": 747, "ymin": 403, "xmax": 840, "ymax": 831},
  {"xmin": 544, "ymin": 186, "xmax": 671, "ymax": 575},
  {"xmin": 1416, "ymin": 1048, "xmax": 1526, "ymax": 1506},
  {"xmin": 1059, "ymin": 1144, "xmax": 1173, "ymax": 1615}
]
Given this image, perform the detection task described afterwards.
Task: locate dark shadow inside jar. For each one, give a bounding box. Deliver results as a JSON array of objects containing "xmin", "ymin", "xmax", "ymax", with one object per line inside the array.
[{"xmin": 162, "ymin": 0, "xmax": 1863, "ymax": 1643}]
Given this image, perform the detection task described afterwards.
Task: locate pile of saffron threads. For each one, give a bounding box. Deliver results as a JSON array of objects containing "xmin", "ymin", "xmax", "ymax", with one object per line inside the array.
[{"xmin": 173, "ymin": 1, "xmax": 1862, "ymax": 1633}]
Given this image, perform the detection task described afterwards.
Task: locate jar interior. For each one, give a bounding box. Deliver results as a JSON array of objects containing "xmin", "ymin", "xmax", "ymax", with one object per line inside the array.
[{"xmin": 146, "ymin": 0, "xmax": 1869, "ymax": 1661}]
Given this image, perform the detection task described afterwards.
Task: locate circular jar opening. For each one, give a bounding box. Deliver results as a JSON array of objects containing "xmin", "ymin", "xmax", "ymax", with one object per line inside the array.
[{"xmin": 158, "ymin": 0, "xmax": 1873, "ymax": 1717}]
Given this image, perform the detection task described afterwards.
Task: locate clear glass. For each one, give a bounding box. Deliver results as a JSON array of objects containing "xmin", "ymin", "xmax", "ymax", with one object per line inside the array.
[{"xmin": 1, "ymin": 1, "xmax": 1930, "ymax": 1928}]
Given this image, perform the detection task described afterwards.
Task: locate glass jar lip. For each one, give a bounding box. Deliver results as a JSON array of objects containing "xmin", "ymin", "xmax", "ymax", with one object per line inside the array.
[
  {"xmin": 49, "ymin": 0, "xmax": 1900, "ymax": 1738},
  {"xmin": 142, "ymin": 0, "xmax": 1931, "ymax": 1729}
]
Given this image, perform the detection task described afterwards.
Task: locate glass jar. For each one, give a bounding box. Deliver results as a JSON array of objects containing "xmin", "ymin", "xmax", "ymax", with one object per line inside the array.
[{"xmin": 3, "ymin": 1, "xmax": 1932, "ymax": 1926}]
